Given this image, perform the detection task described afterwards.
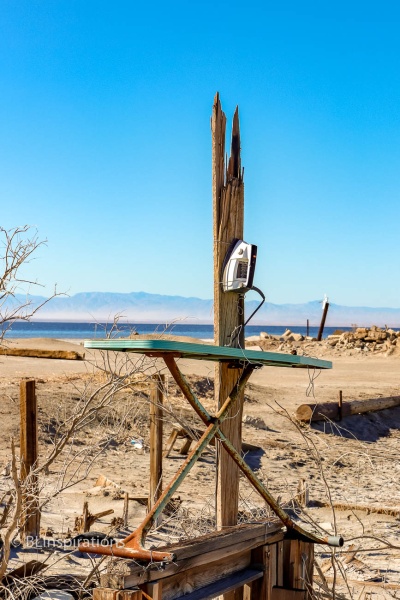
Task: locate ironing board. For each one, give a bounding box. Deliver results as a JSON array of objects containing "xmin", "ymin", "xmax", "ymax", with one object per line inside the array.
[{"xmin": 79, "ymin": 340, "xmax": 342, "ymax": 561}]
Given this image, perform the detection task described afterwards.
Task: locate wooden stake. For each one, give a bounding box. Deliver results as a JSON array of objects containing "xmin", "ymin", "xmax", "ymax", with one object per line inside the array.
[
  {"xmin": 212, "ymin": 94, "xmax": 245, "ymax": 529},
  {"xmin": 123, "ymin": 492, "xmax": 129, "ymax": 527},
  {"xmin": 82, "ymin": 500, "xmax": 89, "ymax": 532},
  {"xmin": 317, "ymin": 301, "xmax": 329, "ymax": 341},
  {"xmin": 149, "ymin": 374, "xmax": 164, "ymax": 516},
  {"xmin": 20, "ymin": 379, "xmax": 40, "ymax": 541},
  {"xmin": 338, "ymin": 390, "xmax": 343, "ymax": 421}
]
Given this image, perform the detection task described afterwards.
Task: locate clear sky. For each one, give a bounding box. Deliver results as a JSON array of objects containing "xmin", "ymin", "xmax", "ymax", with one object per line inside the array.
[{"xmin": 1, "ymin": 1, "xmax": 400, "ymax": 307}]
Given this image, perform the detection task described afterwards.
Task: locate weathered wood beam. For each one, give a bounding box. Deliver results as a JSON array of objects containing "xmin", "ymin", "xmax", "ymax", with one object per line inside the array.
[
  {"xmin": 296, "ymin": 395, "xmax": 400, "ymax": 422},
  {"xmin": 212, "ymin": 94, "xmax": 245, "ymax": 540}
]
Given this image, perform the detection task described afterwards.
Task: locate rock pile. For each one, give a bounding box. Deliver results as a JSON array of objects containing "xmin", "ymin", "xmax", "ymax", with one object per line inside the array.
[
  {"xmin": 326, "ymin": 326, "xmax": 400, "ymax": 355},
  {"xmin": 245, "ymin": 325, "xmax": 400, "ymax": 358}
]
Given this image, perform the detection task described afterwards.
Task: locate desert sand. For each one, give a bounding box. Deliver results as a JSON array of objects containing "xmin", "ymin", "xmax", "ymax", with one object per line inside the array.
[{"xmin": 0, "ymin": 337, "xmax": 399, "ymax": 596}]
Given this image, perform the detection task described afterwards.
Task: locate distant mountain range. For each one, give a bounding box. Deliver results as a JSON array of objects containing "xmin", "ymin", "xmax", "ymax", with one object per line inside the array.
[{"xmin": 6, "ymin": 291, "xmax": 400, "ymax": 327}]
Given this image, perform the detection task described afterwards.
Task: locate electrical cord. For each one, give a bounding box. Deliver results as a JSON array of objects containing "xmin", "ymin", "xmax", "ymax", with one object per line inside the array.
[{"xmin": 229, "ymin": 286, "xmax": 265, "ymax": 345}]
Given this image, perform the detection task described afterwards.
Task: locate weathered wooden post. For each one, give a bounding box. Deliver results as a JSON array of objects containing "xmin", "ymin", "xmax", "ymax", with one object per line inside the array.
[
  {"xmin": 317, "ymin": 296, "xmax": 329, "ymax": 341},
  {"xmin": 212, "ymin": 93, "xmax": 245, "ymax": 535},
  {"xmin": 20, "ymin": 379, "xmax": 40, "ymax": 541},
  {"xmin": 149, "ymin": 374, "xmax": 164, "ymax": 517}
]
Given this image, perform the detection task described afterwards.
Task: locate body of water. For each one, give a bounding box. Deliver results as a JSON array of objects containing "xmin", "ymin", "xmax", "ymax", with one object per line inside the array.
[{"xmin": 2, "ymin": 321, "xmax": 367, "ymax": 340}]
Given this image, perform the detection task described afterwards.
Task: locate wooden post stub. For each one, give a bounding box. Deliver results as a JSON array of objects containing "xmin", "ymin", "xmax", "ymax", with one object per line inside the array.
[
  {"xmin": 149, "ymin": 374, "xmax": 164, "ymax": 516},
  {"xmin": 20, "ymin": 379, "xmax": 40, "ymax": 541},
  {"xmin": 212, "ymin": 93, "xmax": 245, "ymax": 533},
  {"xmin": 123, "ymin": 492, "xmax": 129, "ymax": 527},
  {"xmin": 82, "ymin": 500, "xmax": 89, "ymax": 532},
  {"xmin": 338, "ymin": 390, "xmax": 343, "ymax": 421}
]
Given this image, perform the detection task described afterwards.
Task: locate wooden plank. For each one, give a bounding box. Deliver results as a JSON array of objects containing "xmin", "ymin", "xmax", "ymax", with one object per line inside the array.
[
  {"xmin": 250, "ymin": 545, "xmax": 269, "ymax": 599},
  {"xmin": 20, "ymin": 379, "xmax": 40, "ymax": 541},
  {"xmin": 144, "ymin": 582, "xmax": 162, "ymax": 600},
  {"xmin": 268, "ymin": 544, "xmax": 278, "ymax": 599},
  {"xmin": 290, "ymin": 540, "xmax": 301, "ymax": 589},
  {"xmin": 157, "ymin": 522, "xmax": 282, "ymax": 562},
  {"xmin": 114, "ymin": 523, "xmax": 283, "ymax": 584},
  {"xmin": 282, "ymin": 541, "xmax": 291, "ymax": 589},
  {"xmin": 122, "ymin": 528, "xmax": 284, "ymax": 589},
  {"xmin": 149, "ymin": 374, "xmax": 164, "ymax": 512},
  {"xmin": 243, "ymin": 582, "xmax": 252, "ymax": 600},
  {"xmin": 170, "ymin": 568, "xmax": 263, "ymax": 600},
  {"xmin": 302, "ymin": 542, "xmax": 314, "ymax": 600},
  {"xmin": 277, "ymin": 541, "xmax": 284, "ymax": 587}
]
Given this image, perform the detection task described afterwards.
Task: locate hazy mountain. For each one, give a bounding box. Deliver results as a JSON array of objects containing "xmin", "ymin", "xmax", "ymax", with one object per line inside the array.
[{"xmin": 6, "ymin": 292, "xmax": 400, "ymax": 327}]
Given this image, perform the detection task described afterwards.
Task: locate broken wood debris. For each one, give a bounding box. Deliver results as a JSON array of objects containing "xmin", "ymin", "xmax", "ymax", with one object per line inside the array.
[{"xmin": 74, "ymin": 500, "xmax": 114, "ymax": 533}]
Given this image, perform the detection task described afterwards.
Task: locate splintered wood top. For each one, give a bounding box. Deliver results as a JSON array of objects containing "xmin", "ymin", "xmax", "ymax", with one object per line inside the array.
[{"xmin": 84, "ymin": 339, "xmax": 332, "ymax": 370}]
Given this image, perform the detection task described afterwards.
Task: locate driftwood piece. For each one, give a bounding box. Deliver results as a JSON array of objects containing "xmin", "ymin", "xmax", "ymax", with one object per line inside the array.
[
  {"xmin": 0, "ymin": 347, "xmax": 84, "ymax": 360},
  {"xmin": 314, "ymin": 500, "xmax": 400, "ymax": 517},
  {"xmin": 296, "ymin": 395, "xmax": 400, "ymax": 422}
]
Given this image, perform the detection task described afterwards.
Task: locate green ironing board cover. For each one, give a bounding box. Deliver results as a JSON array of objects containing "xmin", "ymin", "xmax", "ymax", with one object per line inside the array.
[{"xmin": 84, "ymin": 339, "xmax": 331, "ymax": 369}]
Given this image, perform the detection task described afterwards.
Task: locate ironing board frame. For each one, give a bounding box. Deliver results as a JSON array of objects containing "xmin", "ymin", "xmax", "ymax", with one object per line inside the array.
[{"xmin": 79, "ymin": 340, "xmax": 341, "ymax": 561}]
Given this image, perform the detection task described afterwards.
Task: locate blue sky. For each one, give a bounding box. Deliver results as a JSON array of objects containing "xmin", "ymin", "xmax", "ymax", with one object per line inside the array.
[{"xmin": 1, "ymin": 2, "xmax": 400, "ymax": 307}]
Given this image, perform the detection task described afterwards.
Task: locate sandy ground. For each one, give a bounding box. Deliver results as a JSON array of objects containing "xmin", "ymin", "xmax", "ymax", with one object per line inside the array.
[{"xmin": 0, "ymin": 338, "xmax": 399, "ymax": 597}]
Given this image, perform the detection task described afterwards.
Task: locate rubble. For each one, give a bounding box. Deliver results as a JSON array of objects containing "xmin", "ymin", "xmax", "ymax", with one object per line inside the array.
[
  {"xmin": 327, "ymin": 326, "xmax": 400, "ymax": 355},
  {"xmin": 245, "ymin": 326, "xmax": 400, "ymax": 357}
]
